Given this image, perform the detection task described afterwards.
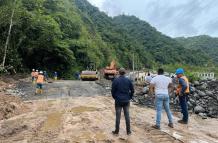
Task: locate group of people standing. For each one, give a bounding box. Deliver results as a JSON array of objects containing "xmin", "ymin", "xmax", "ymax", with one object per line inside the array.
[
  {"xmin": 111, "ymin": 68, "xmax": 190, "ymax": 135},
  {"xmin": 31, "ymin": 69, "xmax": 58, "ymax": 94}
]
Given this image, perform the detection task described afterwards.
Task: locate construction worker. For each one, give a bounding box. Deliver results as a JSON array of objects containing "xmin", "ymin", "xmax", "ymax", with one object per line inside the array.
[
  {"xmin": 35, "ymin": 70, "xmax": 39, "ymax": 79},
  {"xmin": 36, "ymin": 71, "xmax": 44, "ymax": 95},
  {"xmin": 54, "ymin": 71, "xmax": 58, "ymax": 80},
  {"xmin": 44, "ymin": 71, "xmax": 48, "ymax": 81},
  {"xmin": 31, "ymin": 69, "xmax": 36, "ymax": 84},
  {"xmin": 175, "ymin": 68, "xmax": 190, "ymax": 124}
]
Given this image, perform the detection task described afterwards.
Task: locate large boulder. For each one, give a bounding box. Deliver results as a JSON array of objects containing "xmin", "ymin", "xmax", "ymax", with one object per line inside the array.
[
  {"xmin": 199, "ymin": 113, "xmax": 207, "ymax": 119},
  {"xmin": 194, "ymin": 105, "xmax": 205, "ymax": 114},
  {"xmin": 193, "ymin": 93, "xmax": 200, "ymax": 100},
  {"xmin": 197, "ymin": 91, "xmax": 206, "ymax": 97},
  {"xmin": 199, "ymin": 83, "xmax": 207, "ymax": 90},
  {"xmin": 205, "ymin": 91, "xmax": 213, "ymax": 96},
  {"xmin": 193, "ymin": 81, "xmax": 200, "ymax": 86}
]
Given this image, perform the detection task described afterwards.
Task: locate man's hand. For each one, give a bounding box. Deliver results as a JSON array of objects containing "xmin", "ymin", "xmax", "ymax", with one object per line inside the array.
[{"xmin": 149, "ymin": 83, "xmax": 155, "ymax": 96}]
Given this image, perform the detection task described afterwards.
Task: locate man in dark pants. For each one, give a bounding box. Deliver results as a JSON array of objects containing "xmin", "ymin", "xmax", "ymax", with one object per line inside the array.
[
  {"xmin": 175, "ymin": 68, "xmax": 190, "ymax": 124},
  {"xmin": 111, "ymin": 68, "xmax": 134, "ymax": 135}
]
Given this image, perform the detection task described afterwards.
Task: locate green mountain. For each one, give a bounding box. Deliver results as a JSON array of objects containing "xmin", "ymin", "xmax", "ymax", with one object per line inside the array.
[
  {"xmin": 176, "ymin": 35, "xmax": 218, "ymax": 64},
  {"xmin": 0, "ymin": 0, "xmax": 212, "ymax": 77}
]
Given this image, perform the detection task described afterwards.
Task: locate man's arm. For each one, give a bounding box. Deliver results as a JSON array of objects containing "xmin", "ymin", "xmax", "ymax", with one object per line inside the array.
[
  {"xmin": 168, "ymin": 77, "xmax": 174, "ymax": 94},
  {"xmin": 179, "ymin": 78, "xmax": 187, "ymax": 94},
  {"xmin": 111, "ymin": 80, "xmax": 117, "ymax": 99},
  {"xmin": 149, "ymin": 83, "xmax": 155, "ymax": 96},
  {"xmin": 129, "ymin": 81, "xmax": 134, "ymax": 99}
]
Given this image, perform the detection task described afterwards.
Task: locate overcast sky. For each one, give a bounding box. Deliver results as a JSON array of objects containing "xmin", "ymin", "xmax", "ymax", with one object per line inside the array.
[{"xmin": 87, "ymin": 0, "xmax": 218, "ymax": 37}]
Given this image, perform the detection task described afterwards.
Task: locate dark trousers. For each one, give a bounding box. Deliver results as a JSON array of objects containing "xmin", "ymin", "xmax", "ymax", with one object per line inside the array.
[
  {"xmin": 179, "ymin": 94, "xmax": 189, "ymax": 122},
  {"xmin": 115, "ymin": 102, "xmax": 130, "ymax": 133}
]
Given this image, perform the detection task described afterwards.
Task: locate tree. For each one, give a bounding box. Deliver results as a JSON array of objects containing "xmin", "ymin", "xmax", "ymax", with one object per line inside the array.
[{"xmin": 1, "ymin": 0, "xmax": 17, "ymax": 69}]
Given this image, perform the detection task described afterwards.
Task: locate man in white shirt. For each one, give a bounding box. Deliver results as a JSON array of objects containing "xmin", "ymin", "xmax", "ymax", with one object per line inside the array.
[{"xmin": 149, "ymin": 68, "xmax": 173, "ymax": 129}]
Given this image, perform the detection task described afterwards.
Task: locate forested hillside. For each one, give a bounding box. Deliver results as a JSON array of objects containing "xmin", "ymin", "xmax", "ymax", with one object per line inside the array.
[
  {"xmin": 0, "ymin": 0, "xmax": 212, "ymax": 77},
  {"xmin": 176, "ymin": 35, "xmax": 218, "ymax": 64}
]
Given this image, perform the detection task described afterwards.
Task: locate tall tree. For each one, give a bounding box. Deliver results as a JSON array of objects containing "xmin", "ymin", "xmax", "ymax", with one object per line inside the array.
[{"xmin": 1, "ymin": 0, "xmax": 16, "ymax": 69}]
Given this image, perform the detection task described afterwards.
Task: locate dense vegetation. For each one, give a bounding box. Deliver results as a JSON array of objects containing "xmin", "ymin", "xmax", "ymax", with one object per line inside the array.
[
  {"xmin": 0, "ymin": 0, "xmax": 214, "ymax": 77},
  {"xmin": 176, "ymin": 35, "xmax": 218, "ymax": 64}
]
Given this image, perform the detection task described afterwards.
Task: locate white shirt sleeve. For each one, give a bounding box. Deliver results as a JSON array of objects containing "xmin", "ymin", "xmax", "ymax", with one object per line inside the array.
[
  {"xmin": 168, "ymin": 77, "xmax": 172, "ymax": 84},
  {"xmin": 150, "ymin": 77, "xmax": 156, "ymax": 85}
]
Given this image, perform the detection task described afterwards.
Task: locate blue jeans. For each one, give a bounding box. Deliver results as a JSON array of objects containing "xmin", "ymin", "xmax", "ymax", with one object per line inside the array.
[
  {"xmin": 36, "ymin": 83, "xmax": 43, "ymax": 89},
  {"xmin": 155, "ymin": 94, "xmax": 173, "ymax": 127},
  {"xmin": 179, "ymin": 94, "xmax": 189, "ymax": 122}
]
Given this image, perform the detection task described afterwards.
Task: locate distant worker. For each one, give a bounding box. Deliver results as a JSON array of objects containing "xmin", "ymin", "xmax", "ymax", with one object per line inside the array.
[
  {"xmin": 75, "ymin": 71, "xmax": 80, "ymax": 80},
  {"xmin": 111, "ymin": 68, "xmax": 134, "ymax": 135},
  {"xmin": 31, "ymin": 69, "xmax": 36, "ymax": 83},
  {"xmin": 36, "ymin": 71, "xmax": 44, "ymax": 95},
  {"xmin": 149, "ymin": 68, "xmax": 173, "ymax": 129},
  {"xmin": 44, "ymin": 71, "xmax": 48, "ymax": 81},
  {"xmin": 35, "ymin": 70, "xmax": 39, "ymax": 79},
  {"xmin": 54, "ymin": 71, "xmax": 58, "ymax": 80},
  {"xmin": 175, "ymin": 68, "xmax": 190, "ymax": 124},
  {"xmin": 145, "ymin": 72, "xmax": 152, "ymax": 84}
]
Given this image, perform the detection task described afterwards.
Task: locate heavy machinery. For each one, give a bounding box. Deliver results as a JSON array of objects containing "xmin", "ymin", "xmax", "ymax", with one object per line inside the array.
[
  {"xmin": 103, "ymin": 60, "xmax": 118, "ymax": 80},
  {"xmin": 80, "ymin": 63, "xmax": 99, "ymax": 81}
]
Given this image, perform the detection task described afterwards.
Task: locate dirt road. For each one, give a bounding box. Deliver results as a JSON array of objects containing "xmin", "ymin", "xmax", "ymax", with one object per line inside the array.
[{"xmin": 0, "ymin": 80, "xmax": 218, "ymax": 143}]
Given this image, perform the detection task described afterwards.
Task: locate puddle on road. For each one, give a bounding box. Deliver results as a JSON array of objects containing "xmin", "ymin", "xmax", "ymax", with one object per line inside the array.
[
  {"xmin": 94, "ymin": 132, "xmax": 107, "ymax": 140},
  {"xmin": 79, "ymin": 131, "xmax": 93, "ymax": 140},
  {"xmin": 69, "ymin": 106, "xmax": 97, "ymax": 113},
  {"xmin": 41, "ymin": 112, "xmax": 63, "ymax": 132}
]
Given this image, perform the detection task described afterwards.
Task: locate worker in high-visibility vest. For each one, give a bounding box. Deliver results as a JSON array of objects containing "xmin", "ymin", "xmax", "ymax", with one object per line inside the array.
[
  {"xmin": 35, "ymin": 71, "xmax": 45, "ymax": 95},
  {"xmin": 54, "ymin": 71, "xmax": 58, "ymax": 80},
  {"xmin": 35, "ymin": 70, "xmax": 39, "ymax": 78},
  {"xmin": 175, "ymin": 68, "xmax": 190, "ymax": 124},
  {"xmin": 31, "ymin": 69, "xmax": 36, "ymax": 84}
]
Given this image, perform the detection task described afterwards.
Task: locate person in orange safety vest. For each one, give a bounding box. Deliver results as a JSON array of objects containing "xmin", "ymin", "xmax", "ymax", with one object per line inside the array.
[
  {"xmin": 175, "ymin": 68, "xmax": 190, "ymax": 124},
  {"xmin": 35, "ymin": 71, "xmax": 44, "ymax": 95}
]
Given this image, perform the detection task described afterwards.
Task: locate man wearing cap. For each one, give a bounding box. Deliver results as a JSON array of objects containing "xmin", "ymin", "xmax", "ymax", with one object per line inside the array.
[
  {"xmin": 175, "ymin": 68, "xmax": 190, "ymax": 124},
  {"xmin": 111, "ymin": 68, "xmax": 134, "ymax": 135}
]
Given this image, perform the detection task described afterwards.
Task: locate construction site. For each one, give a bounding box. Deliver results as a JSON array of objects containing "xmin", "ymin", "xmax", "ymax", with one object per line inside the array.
[
  {"xmin": 0, "ymin": 74, "xmax": 218, "ymax": 143},
  {"xmin": 1, "ymin": 0, "xmax": 218, "ymax": 142}
]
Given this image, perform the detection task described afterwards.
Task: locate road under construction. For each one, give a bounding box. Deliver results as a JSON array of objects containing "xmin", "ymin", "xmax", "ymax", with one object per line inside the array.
[{"xmin": 0, "ymin": 77, "xmax": 218, "ymax": 143}]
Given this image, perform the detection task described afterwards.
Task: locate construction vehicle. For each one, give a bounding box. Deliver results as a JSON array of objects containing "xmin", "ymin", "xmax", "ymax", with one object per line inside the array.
[
  {"xmin": 103, "ymin": 60, "xmax": 118, "ymax": 80},
  {"xmin": 80, "ymin": 62, "xmax": 99, "ymax": 81}
]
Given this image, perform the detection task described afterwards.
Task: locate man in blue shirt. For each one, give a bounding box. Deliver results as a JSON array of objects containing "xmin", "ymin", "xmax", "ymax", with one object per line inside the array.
[{"xmin": 111, "ymin": 68, "xmax": 134, "ymax": 135}]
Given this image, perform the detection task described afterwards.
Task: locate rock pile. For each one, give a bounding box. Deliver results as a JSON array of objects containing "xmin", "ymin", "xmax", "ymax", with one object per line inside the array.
[
  {"xmin": 134, "ymin": 80, "xmax": 218, "ymax": 118},
  {"xmin": 189, "ymin": 80, "xmax": 218, "ymax": 118}
]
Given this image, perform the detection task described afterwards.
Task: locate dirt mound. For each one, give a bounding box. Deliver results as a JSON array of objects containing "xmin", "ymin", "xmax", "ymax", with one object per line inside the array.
[{"xmin": 0, "ymin": 94, "xmax": 29, "ymax": 120}]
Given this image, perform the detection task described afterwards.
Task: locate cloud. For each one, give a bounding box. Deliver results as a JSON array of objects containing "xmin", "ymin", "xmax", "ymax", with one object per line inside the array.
[{"xmin": 87, "ymin": 0, "xmax": 218, "ymax": 37}]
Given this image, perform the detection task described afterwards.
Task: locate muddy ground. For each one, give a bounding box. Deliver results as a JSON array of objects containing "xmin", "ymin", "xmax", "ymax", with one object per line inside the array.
[{"xmin": 0, "ymin": 79, "xmax": 218, "ymax": 143}]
